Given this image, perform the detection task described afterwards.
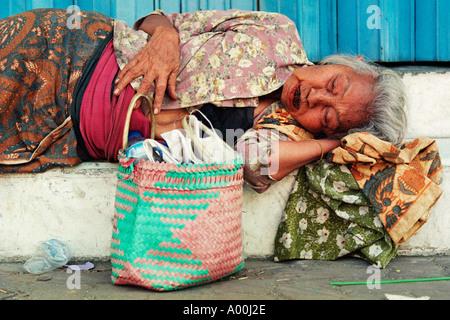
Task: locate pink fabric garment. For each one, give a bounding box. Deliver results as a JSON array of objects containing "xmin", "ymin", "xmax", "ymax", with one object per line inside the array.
[
  {"xmin": 114, "ymin": 10, "xmax": 313, "ymax": 110},
  {"xmin": 80, "ymin": 40, "xmax": 151, "ymax": 161}
]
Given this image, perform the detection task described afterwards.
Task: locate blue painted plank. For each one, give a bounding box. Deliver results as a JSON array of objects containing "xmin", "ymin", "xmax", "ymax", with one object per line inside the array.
[
  {"xmin": 135, "ymin": 1, "xmax": 155, "ymax": 21},
  {"xmin": 318, "ymin": 0, "xmax": 337, "ymax": 60},
  {"xmin": 298, "ymin": 0, "xmax": 338, "ymax": 62},
  {"xmin": 204, "ymin": 0, "xmax": 230, "ymax": 11},
  {"xmin": 280, "ymin": 0, "xmax": 298, "ymax": 25},
  {"xmin": 379, "ymin": 0, "xmax": 415, "ymax": 62},
  {"xmin": 75, "ymin": 0, "xmax": 92, "ymax": 11},
  {"xmin": 259, "ymin": 0, "xmax": 278, "ymax": 13},
  {"xmin": 359, "ymin": 0, "xmax": 381, "ymax": 61},
  {"xmin": 76, "ymin": 0, "xmax": 111, "ymax": 16},
  {"xmin": 155, "ymin": 0, "xmax": 181, "ymax": 13},
  {"xmin": 417, "ymin": 0, "xmax": 449, "ymax": 61},
  {"xmin": 0, "ymin": 0, "xmax": 27, "ymax": 19},
  {"xmin": 297, "ymin": 0, "xmax": 318, "ymax": 62},
  {"xmin": 0, "ymin": 0, "xmax": 445, "ymax": 62},
  {"xmin": 437, "ymin": 0, "xmax": 450, "ymax": 61},
  {"xmin": 26, "ymin": 0, "xmax": 73, "ymax": 10},
  {"xmin": 400, "ymin": 0, "xmax": 416, "ymax": 62},
  {"xmin": 26, "ymin": 0, "xmax": 54, "ymax": 10},
  {"xmin": 10, "ymin": 1, "xmax": 27, "ymax": 15},
  {"xmin": 337, "ymin": 0, "xmax": 359, "ymax": 57},
  {"xmin": 112, "ymin": 0, "xmax": 136, "ymax": 26},
  {"xmin": 338, "ymin": 0, "xmax": 381, "ymax": 61},
  {"xmin": 182, "ymin": 0, "xmax": 256, "ymax": 13},
  {"xmin": 204, "ymin": 0, "xmax": 257, "ymax": 11},
  {"xmin": 181, "ymin": 0, "xmax": 202, "ymax": 12},
  {"xmin": 230, "ymin": 0, "xmax": 257, "ymax": 11},
  {"xmin": 416, "ymin": 0, "xmax": 437, "ymax": 61},
  {"xmin": 260, "ymin": 0, "xmax": 337, "ymax": 62},
  {"xmin": 338, "ymin": 0, "xmax": 416, "ymax": 62},
  {"xmin": 379, "ymin": 0, "xmax": 396, "ymax": 61},
  {"xmin": 53, "ymin": 0, "xmax": 74, "ymax": 8}
]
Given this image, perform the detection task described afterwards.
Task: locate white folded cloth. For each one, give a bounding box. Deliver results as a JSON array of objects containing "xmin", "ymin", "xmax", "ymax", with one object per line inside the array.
[{"xmin": 144, "ymin": 115, "xmax": 238, "ymax": 164}]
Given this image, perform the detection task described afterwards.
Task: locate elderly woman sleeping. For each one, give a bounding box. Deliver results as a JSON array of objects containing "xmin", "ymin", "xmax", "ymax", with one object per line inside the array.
[
  {"xmin": 0, "ymin": 9, "xmax": 442, "ymax": 266},
  {"xmin": 0, "ymin": 8, "xmax": 405, "ymax": 174}
]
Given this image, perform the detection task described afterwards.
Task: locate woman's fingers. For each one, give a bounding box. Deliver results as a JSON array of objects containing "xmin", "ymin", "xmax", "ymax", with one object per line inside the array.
[
  {"xmin": 114, "ymin": 60, "xmax": 142, "ymax": 96},
  {"xmin": 152, "ymin": 78, "xmax": 168, "ymax": 115},
  {"xmin": 116, "ymin": 67, "xmax": 175, "ymax": 115},
  {"xmin": 136, "ymin": 73, "xmax": 156, "ymax": 96},
  {"xmin": 167, "ymin": 72, "xmax": 178, "ymax": 101},
  {"xmin": 114, "ymin": 66, "xmax": 177, "ymax": 115}
]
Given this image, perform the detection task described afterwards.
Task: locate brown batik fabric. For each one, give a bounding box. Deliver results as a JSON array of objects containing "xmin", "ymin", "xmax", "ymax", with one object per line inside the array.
[
  {"xmin": 0, "ymin": 9, "xmax": 113, "ymax": 173},
  {"xmin": 329, "ymin": 133, "xmax": 443, "ymax": 244}
]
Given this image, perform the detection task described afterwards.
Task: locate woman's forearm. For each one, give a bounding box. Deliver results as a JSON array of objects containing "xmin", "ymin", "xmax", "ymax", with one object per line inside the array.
[{"xmin": 268, "ymin": 139, "xmax": 341, "ymax": 180}]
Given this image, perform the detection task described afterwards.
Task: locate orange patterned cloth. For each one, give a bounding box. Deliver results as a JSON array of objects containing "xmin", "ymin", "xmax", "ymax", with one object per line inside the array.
[
  {"xmin": 329, "ymin": 133, "xmax": 443, "ymax": 243},
  {"xmin": 0, "ymin": 9, "xmax": 113, "ymax": 173}
]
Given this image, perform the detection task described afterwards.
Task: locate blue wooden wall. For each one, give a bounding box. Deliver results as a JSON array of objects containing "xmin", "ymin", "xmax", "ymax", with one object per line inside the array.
[{"xmin": 0, "ymin": 0, "xmax": 448, "ymax": 62}]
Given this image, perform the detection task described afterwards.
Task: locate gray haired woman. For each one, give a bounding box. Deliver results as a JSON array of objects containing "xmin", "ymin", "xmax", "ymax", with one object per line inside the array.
[
  {"xmin": 320, "ymin": 55, "xmax": 407, "ymax": 146},
  {"xmin": 235, "ymin": 55, "xmax": 408, "ymax": 193},
  {"xmin": 0, "ymin": 8, "xmax": 406, "ymax": 180},
  {"xmin": 114, "ymin": 11, "xmax": 408, "ymax": 193}
]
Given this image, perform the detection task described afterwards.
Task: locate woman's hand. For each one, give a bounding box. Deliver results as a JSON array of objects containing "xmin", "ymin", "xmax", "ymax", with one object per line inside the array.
[{"xmin": 114, "ymin": 22, "xmax": 180, "ymax": 114}]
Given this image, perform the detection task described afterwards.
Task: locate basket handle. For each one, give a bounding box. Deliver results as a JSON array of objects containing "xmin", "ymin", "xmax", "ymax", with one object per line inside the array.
[{"xmin": 122, "ymin": 93, "xmax": 156, "ymax": 151}]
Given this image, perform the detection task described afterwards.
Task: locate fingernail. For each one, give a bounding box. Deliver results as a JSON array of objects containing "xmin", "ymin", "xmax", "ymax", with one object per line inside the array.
[
  {"xmin": 115, "ymin": 79, "xmax": 119, "ymax": 84},
  {"xmin": 114, "ymin": 89, "xmax": 119, "ymax": 95}
]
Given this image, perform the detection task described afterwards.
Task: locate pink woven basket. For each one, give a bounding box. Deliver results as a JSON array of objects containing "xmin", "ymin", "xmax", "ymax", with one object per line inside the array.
[{"xmin": 111, "ymin": 94, "xmax": 245, "ymax": 291}]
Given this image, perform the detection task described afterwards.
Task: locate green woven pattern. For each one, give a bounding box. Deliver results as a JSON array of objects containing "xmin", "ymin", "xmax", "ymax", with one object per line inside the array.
[{"xmin": 111, "ymin": 157, "xmax": 245, "ymax": 291}]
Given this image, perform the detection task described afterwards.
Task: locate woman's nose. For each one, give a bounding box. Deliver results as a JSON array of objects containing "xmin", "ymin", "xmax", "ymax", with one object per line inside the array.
[{"xmin": 308, "ymin": 88, "xmax": 333, "ymax": 108}]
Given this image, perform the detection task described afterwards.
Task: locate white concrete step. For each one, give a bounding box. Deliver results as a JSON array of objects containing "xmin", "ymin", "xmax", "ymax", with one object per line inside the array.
[
  {"xmin": 0, "ymin": 153, "xmax": 448, "ymax": 260},
  {"xmin": 1, "ymin": 67, "xmax": 449, "ymax": 261}
]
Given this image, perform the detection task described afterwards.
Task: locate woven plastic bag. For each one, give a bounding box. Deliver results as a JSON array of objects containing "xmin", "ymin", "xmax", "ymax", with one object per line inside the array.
[{"xmin": 111, "ymin": 94, "xmax": 245, "ymax": 291}]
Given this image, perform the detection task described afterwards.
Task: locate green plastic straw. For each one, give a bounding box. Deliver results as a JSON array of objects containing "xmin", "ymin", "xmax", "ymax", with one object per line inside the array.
[{"xmin": 330, "ymin": 277, "xmax": 450, "ymax": 286}]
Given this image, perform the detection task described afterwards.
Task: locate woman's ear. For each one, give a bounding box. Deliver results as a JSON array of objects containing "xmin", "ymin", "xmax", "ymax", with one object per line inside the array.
[{"xmin": 355, "ymin": 55, "xmax": 364, "ymax": 61}]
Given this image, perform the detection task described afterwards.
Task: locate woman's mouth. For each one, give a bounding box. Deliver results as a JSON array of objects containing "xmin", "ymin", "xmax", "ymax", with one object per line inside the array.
[{"xmin": 292, "ymin": 83, "xmax": 301, "ymax": 110}]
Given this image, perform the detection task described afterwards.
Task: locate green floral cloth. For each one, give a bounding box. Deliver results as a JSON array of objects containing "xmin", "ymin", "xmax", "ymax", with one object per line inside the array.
[{"xmin": 274, "ymin": 160, "xmax": 397, "ymax": 268}]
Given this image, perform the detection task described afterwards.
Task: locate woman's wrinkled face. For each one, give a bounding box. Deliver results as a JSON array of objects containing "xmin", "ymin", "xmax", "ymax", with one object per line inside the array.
[{"xmin": 280, "ymin": 64, "xmax": 376, "ymax": 136}]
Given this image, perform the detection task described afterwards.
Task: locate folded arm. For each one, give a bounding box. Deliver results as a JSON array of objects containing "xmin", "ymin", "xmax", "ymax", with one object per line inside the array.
[
  {"xmin": 236, "ymin": 128, "xmax": 341, "ymax": 193},
  {"xmin": 268, "ymin": 139, "xmax": 341, "ymax": 181}
]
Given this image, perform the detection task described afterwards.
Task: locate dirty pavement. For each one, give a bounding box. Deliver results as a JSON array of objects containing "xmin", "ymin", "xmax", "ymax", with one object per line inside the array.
[{"xmin": 1, "ymin": 255, "xmax": 449, "ymax": 305}]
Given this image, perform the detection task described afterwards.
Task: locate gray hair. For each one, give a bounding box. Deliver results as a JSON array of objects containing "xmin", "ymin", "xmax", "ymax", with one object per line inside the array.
[{"xmin": 318, "ymin": 54, "xmax": 407, "ymax": 147}]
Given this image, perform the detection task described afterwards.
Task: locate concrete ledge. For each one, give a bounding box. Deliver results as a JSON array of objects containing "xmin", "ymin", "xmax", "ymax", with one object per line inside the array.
[
  {"xmin": 1, "ymin": 67, "xmax": 449, "ymax": 261},
  {"xmin": 1, "ymin": 138, "xmax": 448, "ymax": 261},
  {"xmin": 0, "ymin": 162, "xmax": 118, "ymax": 260},
  {"xmin": 399, "ymin": 67, "xmax": 450, "ymax": 139}
]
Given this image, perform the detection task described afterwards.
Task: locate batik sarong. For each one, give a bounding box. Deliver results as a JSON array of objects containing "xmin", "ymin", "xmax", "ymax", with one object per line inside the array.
[
  {"xmin": 275, "ymin": 161, "xmax": 398, "ymax": 268},
  {"xmin": 329, "ymin": 133, "xmax": 443, "ymax": 244},
  {"xmin": 0, "ymin": 9, "xmax": 113, "ymax": 173},
  {"xmin": 274, "ymin": 133, "xmax": 442, "ymax": 267}
]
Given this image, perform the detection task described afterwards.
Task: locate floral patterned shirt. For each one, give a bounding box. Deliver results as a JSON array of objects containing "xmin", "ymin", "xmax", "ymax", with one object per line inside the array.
[{"xmin": 113, "ymin": 9, "xmax": 312, "ymax": 110}]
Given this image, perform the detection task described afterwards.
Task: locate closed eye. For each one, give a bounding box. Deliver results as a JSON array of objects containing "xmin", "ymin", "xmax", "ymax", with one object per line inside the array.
[
  {"xmin": 323, "ymin": 107, "xmax": 339, "ymax": 131},
  {"xmin": 324, "ymin": 108, "xmax": 331, "ymax": 127},
  {"xmin": 328, "ymin": 76, "xmax": 338, "ymax": 94},
  {"xmin": 321, "ymin": 107, "xmax": 331, "ymax": 128}
]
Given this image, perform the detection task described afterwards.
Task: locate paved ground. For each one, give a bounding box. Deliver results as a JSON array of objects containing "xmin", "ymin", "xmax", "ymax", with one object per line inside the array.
[{"xmin": 1, "ymin": 255, "xmax": 448, "ymax": 303}]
